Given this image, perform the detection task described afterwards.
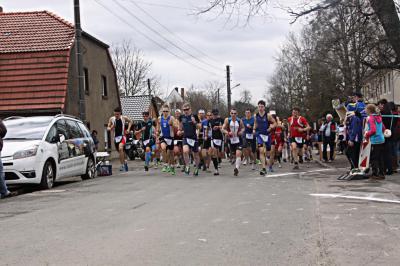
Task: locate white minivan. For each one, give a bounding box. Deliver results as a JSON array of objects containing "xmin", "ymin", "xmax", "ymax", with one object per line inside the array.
[{"xmin": 1, "ymin": 115, "xmax": 96, "ymax": 189}]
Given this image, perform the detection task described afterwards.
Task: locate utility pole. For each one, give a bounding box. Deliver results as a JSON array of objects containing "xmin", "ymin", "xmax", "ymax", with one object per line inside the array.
[
  {"xmin": 74, "ymin": 0, "xmax": 85, "ymax": 122},
  {"xmin": 217, "ymin": 89, "xmax": 220, "ymax": 107},
  {"xmin": 147, "ymin": 78, "xmax": 151, "ymax": 97},
  {"xmin": 226, "ymin": 65, "xmax": 231, "ymax": 111}
]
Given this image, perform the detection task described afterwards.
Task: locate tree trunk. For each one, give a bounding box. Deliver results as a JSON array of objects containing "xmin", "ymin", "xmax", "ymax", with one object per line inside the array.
[{"xmin": 369, "ymin": 0, "xmax": 400, "ymax": 62}]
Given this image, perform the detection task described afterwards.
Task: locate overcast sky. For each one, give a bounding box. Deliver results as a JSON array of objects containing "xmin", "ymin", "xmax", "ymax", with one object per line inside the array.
[{"xmin": 1, "ymin": 0, "xmax": 304, "ymax": 103}]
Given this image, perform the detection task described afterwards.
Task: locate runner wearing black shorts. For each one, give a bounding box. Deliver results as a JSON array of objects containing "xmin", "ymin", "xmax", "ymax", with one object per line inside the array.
[
  {"xmin": 223, "ymin": 108, "xmax": 245, "ymax": 176},
  {"xmin": 178, "ymin": 103, "xmax": 201, "ymax": 176},
  {"xmin": 135, "ymin": 112, "xmax": 156, "ymax": 171},
  {"xmin": 206, "ymin": 109, "xmax": 224, "ymax": 175}
]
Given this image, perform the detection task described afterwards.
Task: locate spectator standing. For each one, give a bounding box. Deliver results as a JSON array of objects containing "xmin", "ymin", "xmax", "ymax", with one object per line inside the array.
[
  {"xmin": 346, "ymin": 111, "xmax": 363, "ymax": 169},
  {"xmin": 365, "ymin": 104, "xmax": 386, "ymax": 180},
  {"xmin": 378, "ymin": 99, "xmax": 398, "ymax": 175},
  {"xmin": 338, "ymin": 123, "xmax": 346, "ymax": 155},
  {"xmin": 320, "ymin": 114, "xmax": 337, "ymax": 162},
  {"xmin": 0, "ymin": 118, "xmax": 12, "ymax": 199},
  {"xmin": 91, "ymin": 130, "xmax": 100, "ymax": 151}
]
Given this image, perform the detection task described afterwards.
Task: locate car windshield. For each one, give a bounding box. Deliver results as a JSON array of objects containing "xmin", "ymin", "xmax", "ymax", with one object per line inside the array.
[{"xmin": 3, "ymin": 117, "xmax": 54, "ymax": 140}]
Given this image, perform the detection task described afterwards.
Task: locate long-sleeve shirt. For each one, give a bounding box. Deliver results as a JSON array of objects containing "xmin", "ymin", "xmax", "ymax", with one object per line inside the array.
[{"xmin": 347, "ymin": 115, "xmax": 362, "ymax": 143}]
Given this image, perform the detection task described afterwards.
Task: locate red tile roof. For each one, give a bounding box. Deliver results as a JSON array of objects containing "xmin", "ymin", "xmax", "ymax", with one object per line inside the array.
[
  {"xmin": 0, "ymin": 11, "xmax": 75, "ymax": 53},
  {"xmin": 0, "ymin": 11, "xmax": 74, "ymax": 113}
]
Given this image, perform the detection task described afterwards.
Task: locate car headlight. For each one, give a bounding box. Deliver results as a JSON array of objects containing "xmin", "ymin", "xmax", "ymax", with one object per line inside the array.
[{"xmin": 13, "ymin": 145, "xmax": 38, "ymax": 160}]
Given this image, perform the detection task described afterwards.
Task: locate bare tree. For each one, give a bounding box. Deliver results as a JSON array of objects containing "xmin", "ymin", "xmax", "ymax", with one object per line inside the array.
[{"xmin": 111, "ymin": 40, "xmax": 152, "ymax": 96}]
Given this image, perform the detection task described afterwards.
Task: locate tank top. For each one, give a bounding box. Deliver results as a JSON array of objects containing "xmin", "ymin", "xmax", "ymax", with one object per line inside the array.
[
  {"xmin": 111, "ymin": 116, "xmax": 125, "ymax": 137},
  {"xmin": 161, "ymin": 115, "xmax": 172, "ymax": 138},
  {"xmin": 243, "ymin": 117, "xmax": 254, "ymax": 134},
  {"xmin": 256, "ymin": 113, "xmax": 269, "ymax": 135}
]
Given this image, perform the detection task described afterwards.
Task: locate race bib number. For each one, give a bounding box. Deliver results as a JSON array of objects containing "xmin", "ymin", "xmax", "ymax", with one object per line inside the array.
[
  {"xmin": 186, "ymin": 138, "xmax": 196, "ymax": 147},
  {"xmin": 295, "ymin": 137, "xmax": 303, "ymax": 144},
  {"xmin": 213, "ymin": 139, "xmax": 222, "ymax": 146},
  {"xmin": 231, "ymin": 137, "xmax": 240, "ymax": 144},
  {"xmin": 115, "ymin": 136, "xmax": 123, "ymax": 142},
  {"xmin": 164, "ymin": 138, "xmax": 173, "ymax": 146},
  {"xmin": 143, "ymin": 139, "xmax": 150, "ymax": 146},
  {"xmin": 260, "ymin": 134, "xmax": 269, "ymax": 142},
  {"xmin": 174, "ymin": 140, "xmax": 179, "ymax": 145},
  {"xmin": 246, "ymin": 133, "xmax": 254, "ymax": 139}
]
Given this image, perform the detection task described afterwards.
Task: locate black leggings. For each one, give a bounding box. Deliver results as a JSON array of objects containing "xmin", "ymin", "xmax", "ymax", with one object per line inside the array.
[{"xmin": 370, "ymin": 144, "xmax": 385, "ymax": 177}]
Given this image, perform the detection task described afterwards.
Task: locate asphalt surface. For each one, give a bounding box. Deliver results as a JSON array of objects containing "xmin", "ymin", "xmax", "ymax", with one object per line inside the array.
[{"xmin": 1, "ymin": 157, "xmax": 400, "ymax": 266}]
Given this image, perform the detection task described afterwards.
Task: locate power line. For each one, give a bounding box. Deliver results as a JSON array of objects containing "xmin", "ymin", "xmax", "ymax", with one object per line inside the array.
[
  {"xmin": 93, "ymin": 0, "xmax": 223, "ymax": 77},
  {"xmin": 126, "ymin": 0, "xmax": 221, "ymax": 66},
  {"xmin": 124, "ymin": 0, "xmax": 193, "ymax": 11},
  {"xmin": 113, "ymin": 0, "xmax": 224, "ymax": 74}
]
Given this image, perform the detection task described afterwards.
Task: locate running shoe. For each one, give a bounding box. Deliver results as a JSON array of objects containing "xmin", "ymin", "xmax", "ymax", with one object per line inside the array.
[
  {"xmin": 252, "ymin": 163, "xmax": 256, "ymax": 170},
  {"xmin": 124, "ymin": 162, "xmax": 129, "ymax": 172},
  {"xmin": 278, "ymin": 163, "xmax": 282, "ymax": 168},
  {"xmin": 268, "ymin": 166, "xmax": 274, "ymax": 173},
  {"xmin": 202, "ymin": 164, "xmax": 207, "ymax": 171},
  {"xmin": 214, "ymin": 170, "xmax": 220, "ymax": 176},
  {"xmin": 260, "ymin": 168, "xmax": 266, "ymax": 176},
  {"xmin": 184, "ymin": 166, "xmax": 190, "ymax": 175},
  {"xmin": 242, "ymin": 159, "xmax": 247, "ymax": 166},
  {"xmin": 119, "ymin": 165, "xmax": 125, "ymax": 172},
  {"xmin": 299, "ymin": 157, "xmax": 304, "ymax": 164},
  {"xmin": 193, "ymin": 168, "xmax": 199, "ymax": 176},
  {"xmin": 234, "ymin": 168, "xmax": 239, "ymax": 176},
  {"xmin": 170, "ymin": 167, "xmax": 176, "ymax": 175},
  {"xmin": 256, "ymin": 159, "xmax": 261, "ymax": 165},
  {"xmin": 162, "ymin": 166, "xmax": 169, "ymax": 172},
  {"xmin": 144, "ymin": 165, "xmax": 149, "ymax": 172},
  {"xmin": 293, "ymin": 163, "xmax": 299, "ymax": 170}
]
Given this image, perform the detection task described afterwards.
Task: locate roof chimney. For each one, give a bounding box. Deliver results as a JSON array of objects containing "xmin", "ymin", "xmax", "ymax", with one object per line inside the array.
[
  {"xmin": 181, "ymin": 88, "xmax": 185, "ymax": 100},
  {"xmin": 0, "ymin": 6, "xmax": 3, "ymax": 13},
  {"xmin": 175, "ymin": 87, "xmax": 179, "ymax": 93}
]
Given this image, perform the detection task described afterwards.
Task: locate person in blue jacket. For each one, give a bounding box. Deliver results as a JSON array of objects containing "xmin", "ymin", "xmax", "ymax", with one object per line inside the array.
[
  {"xmin": 346, "ymin": 92, "xmax": 366, "ymax": 117},
  {"xmin": 345, "ymin": 111, "xmax": 363, "ymax": 169}
]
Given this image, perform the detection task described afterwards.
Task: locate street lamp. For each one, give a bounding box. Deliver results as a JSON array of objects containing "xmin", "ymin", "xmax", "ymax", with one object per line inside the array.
[{"xmin": 232, "ymin": 83, "xmax": 241, "ymax": 90}]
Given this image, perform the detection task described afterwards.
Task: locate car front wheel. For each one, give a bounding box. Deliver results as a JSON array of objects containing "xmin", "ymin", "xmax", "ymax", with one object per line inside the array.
[
  {"xmin": 81, "ymin": 157, "xmax": 95, "ymax": 180},
  {"xmin": 40, "ymin": 161, "xmax": 55, "ymax": 189}
]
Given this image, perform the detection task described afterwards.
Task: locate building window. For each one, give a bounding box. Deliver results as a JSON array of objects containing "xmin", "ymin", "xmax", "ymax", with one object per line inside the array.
[
  {"xmin": 101, "ymin": 75, "xmax": 108, "ymax": 97},
  {"xmin": 84, "ymin": 68, "xmax": 89, "ymax": 95}
]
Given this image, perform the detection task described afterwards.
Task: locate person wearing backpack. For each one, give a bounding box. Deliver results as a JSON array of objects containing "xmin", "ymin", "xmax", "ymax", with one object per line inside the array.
[
  {"xmin": 0, "ymin": 118, "xmax": 12, "ymax": 199},
  {"xmin": 365, "ymin": 104, "xmax": 386, "ymax": 180}
]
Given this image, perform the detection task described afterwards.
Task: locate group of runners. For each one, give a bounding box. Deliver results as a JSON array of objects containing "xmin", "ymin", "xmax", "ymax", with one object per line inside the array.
[{"xmin": 109, "ymin": 100, "xmax": 313, "ymax": 177}]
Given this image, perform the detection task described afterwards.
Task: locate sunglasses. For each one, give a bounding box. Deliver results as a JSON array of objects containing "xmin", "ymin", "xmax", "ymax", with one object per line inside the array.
[
  {"xmin": 162, "ymin": 110, "xmax": 169, "ymax": 113},
  {"xmin": 231, "ymin": 113, "xmax": 237, "ymax": 115},
  {"xmin": 183, "ymin": 108, "xmax": 190, "ymax": 111}
]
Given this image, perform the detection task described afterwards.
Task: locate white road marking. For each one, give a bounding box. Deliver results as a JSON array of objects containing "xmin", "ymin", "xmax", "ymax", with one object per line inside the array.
[
  {"xmin": 264, "ymin": 168, "xmax": 337, "ymax": 178},
  {"xmin": 198, "ymin": 238, "xmax": 207, "ymax": 242},
  {"xmin": 262, "ymin": 231, "xmax": 270, "ymax": 234},
  {"xmin": 310, "ymin": 193, "xmax": 400, "ymax": 204}
]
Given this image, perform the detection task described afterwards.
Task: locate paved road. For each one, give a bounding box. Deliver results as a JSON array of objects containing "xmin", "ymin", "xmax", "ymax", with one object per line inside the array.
[{"xmin": 1, "ymin": 159, "xmax": 400, "ymax": 266}]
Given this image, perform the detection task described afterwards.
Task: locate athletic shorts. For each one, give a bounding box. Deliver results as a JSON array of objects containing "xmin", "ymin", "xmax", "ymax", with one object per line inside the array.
[
  {"xmin": 114, "ymin": 135, "xmax": 127, "ymax": 150},
  {"xmin": 160, "ymin": 137, "xmax": 174, "ymax": 151},
  {"xmin": 256, "ymin": 134, "xmax": 271, "ymax": 151},
  {"xmin": 243, "ymin": 137, "xmax": 257, "ymax": 153},
  {"xmin": 198, "ymin": 138, "xmax": 204, "ymax": 148},
  {"xmin": 183, "ymin": 137, "xmax": 199, "ymax": 153},
  {"xmin": 203, "ymin": 139, "xmax": 211, "ymax": 149},
  {"xmin": 290, "ymin": 137, "xmax": 304, "ymax": 148},
  {"xmin": 142, "ymin": 138, "xmax": 156, "ymax": 150},
  {"xmin": 210, "ymin": 139, "xmax": 223, "ymax": 152},
  {"xmin": 229, "ymin": 138, "xmax": 243, "ymax": 153},
  {"xmin": 174, "ymin": 139, "xmax": 183, "ymax": 148}
]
